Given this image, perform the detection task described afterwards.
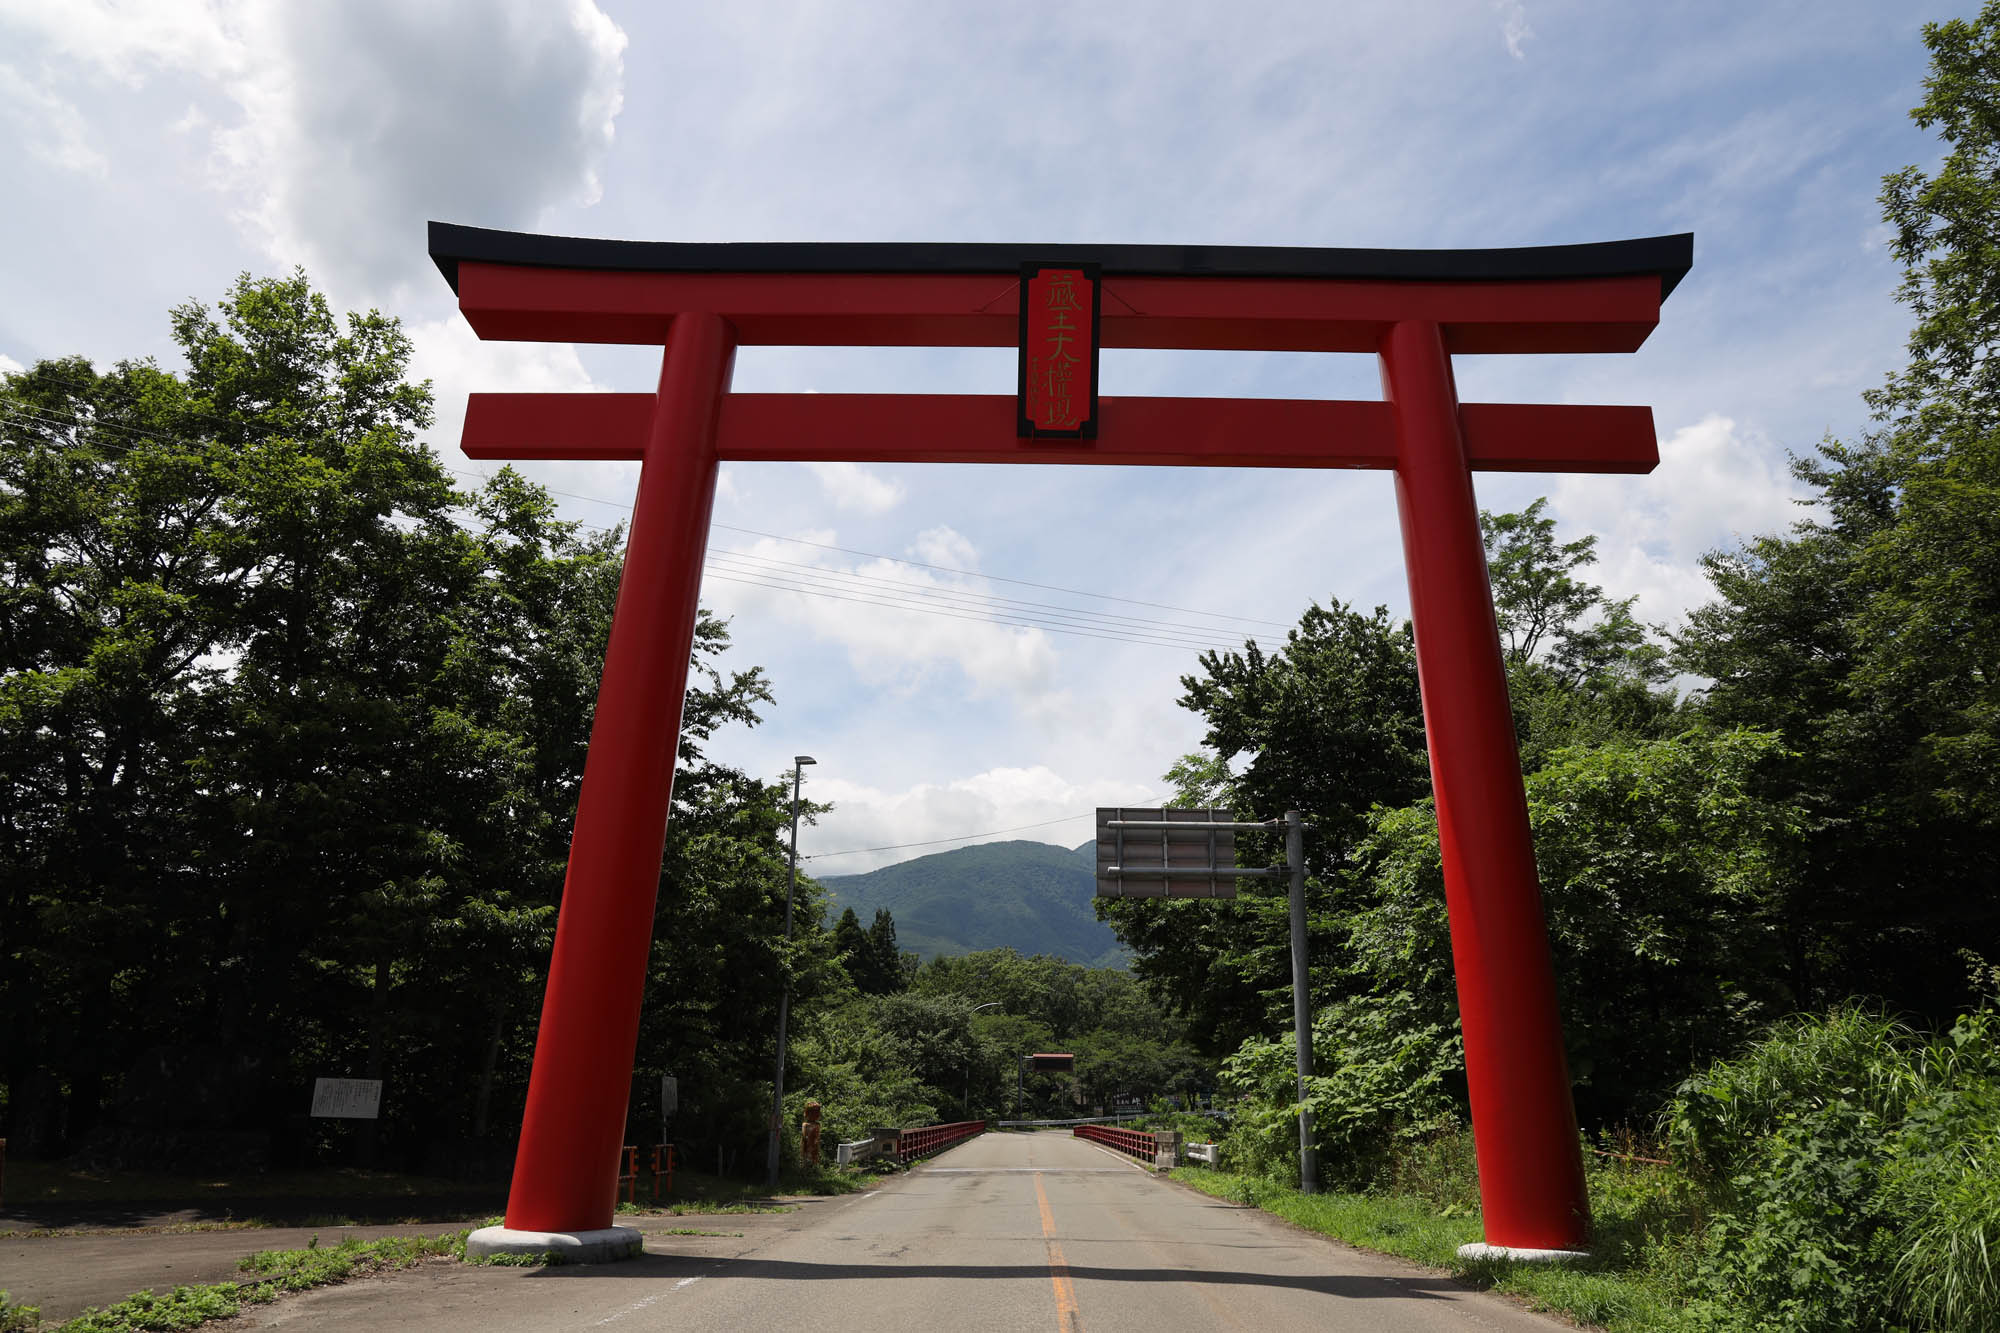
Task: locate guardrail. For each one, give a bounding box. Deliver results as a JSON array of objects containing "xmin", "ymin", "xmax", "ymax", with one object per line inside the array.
[
  {"xmin": 996, "ymin": 1114, "xmax": 1147, "ymax": 1129},
  {"xmin": 897, "ymin": 1119, "xmax": 986, "ymax": 1162},
  {"xmin": 1185, "ymin": 1142, "xmax": 1219, "ymax": 1165},
  {"xmin": 835, "ymin": 1137, "xmax": 880, "ymax": 1166},
  {"xmin": 1074, "ymin": 1123, "xmax": 1159, "ymax": 1161}
]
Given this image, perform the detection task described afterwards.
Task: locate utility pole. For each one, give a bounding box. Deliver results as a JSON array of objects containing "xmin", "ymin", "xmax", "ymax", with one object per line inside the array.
[
  {"xmin": 1092, "ymin": 805, "xmax": 1316, "ymax": 1190},
  {"xmin": 766, "ymin": 756, "xmax": 815, "ymax": 1188},
  {"xmin": 965, "ymin": 1001, "xmax": 1001, "ymax": 1118},
  {"xmin": 1286, "ymin": 810, "xmax": 1319, "ymax": 1193}
]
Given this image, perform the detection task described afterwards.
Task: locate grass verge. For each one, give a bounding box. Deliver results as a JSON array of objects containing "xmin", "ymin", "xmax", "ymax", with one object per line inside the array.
[
  {"xmin": 615, "ymin": 1200, "xmax": 793, "ymax": 1216},
  {"xmin": 610, "ymin": 1162, "xmax": 867, "ymax": 1216},
  {"xmin": 0, "ymin": 1221, "xmax": 277, "ymax": 1242},
  {"xmin": 0, "ymin": 1230, "xmax": 471, "ymax": 1332},
  {"xmin": 1170, "ymin": 1168, "xmax": 1692, "ymax": 1332}
]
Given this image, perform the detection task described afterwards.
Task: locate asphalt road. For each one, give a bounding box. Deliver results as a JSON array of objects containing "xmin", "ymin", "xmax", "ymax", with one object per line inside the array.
[{"xmin": 206, "ymin": 1130, "xmax": 1568, "ymax": 1332}]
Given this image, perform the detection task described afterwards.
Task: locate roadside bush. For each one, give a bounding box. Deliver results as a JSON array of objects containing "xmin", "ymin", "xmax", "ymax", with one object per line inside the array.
[
  {"xmin": 783, "ymin": 1000, "xmax": 940, "ymax": 1160},
  {"xmin": 1664, "ymin": 1001, "xmax": 2000, "ymax": 1331},
  {"xmin": 1382, "ymin": 1122, "xmax": 1481, "ymax": 1213},
  {"xmin": 1132, "ymin": 1101, "xmax": 1225, "ymax": 1145},
  {"xmin": 1347, "ymin": 730, "xmax": 1805, "ymax": 1134},
  {"xmin": 0, "ymin": 1293, "xmax": 40, "ymax": 1333},
  {"xmin": 1218, "ymin": 991, "xmax": 1459, "ymax": 1188}
]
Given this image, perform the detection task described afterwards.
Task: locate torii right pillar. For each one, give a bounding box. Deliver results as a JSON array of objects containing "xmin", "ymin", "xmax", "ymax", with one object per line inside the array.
[{"xmin": 1382, "ymin": 318, "xmax": 1589, "ymax": 1257}]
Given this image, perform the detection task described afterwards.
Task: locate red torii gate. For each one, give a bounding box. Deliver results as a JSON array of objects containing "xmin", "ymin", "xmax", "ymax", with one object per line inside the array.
[{"xmin": 431, "ymin": 223, "xmax": 1692, "ymax": 1260}]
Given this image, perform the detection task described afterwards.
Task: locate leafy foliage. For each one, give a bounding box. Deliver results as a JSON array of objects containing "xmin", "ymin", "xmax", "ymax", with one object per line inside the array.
[
  {"xmin": 1100, "ymin": 600, "xmax": 1426, "ymax": 1055},
  {"xmin": 1673, "ymin": 3, "xmax": 2000, "ymax": 1026},
  {"xmin": 1218, "ymin": 991, "xmax": 1460, "ymax": 1187},
  {"xmin": 1664, "ymin": 1002, "xmax": 2000, "ymax": 1331},
  {"xmin": 1154, "ymin": 16, "xmax": 2000, "ymax": 1331},
  {"xmin": 0, "ymin": 274, "xmax": 815, "ymax": 1181}
]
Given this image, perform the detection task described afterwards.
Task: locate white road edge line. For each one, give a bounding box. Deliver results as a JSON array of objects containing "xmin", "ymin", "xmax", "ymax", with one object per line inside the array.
[{"xmin": 589, "ymin": 1275, "xmax": 703, "ymax": 1326}]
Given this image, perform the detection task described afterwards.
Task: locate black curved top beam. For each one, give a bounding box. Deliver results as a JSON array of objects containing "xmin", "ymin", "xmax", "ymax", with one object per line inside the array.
[{"xmin": 428, "ymin": 222, "xmax": 1693, "ymax": 301}]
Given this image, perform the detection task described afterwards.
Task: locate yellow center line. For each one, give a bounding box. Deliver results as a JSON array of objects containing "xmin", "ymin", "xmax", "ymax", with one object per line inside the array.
[{"xmin": 1034, "ymin": 1171, "xmax": 1083, "ymax": 1333}]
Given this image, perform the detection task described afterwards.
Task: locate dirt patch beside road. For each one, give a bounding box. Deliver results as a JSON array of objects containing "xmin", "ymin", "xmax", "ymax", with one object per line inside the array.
[{"xmin": 0, "ymin": 1206, "xmax": 828, "ymax": 1325}]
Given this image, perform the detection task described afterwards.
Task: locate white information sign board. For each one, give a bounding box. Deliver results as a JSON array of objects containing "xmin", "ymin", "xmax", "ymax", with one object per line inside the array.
[{"xmin": 309, "ymin": 1077, "xmax": 383, "ymax": 1119}]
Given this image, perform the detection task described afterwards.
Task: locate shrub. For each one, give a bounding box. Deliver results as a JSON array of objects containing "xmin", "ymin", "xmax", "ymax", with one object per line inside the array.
[
  {"xmin": 1218, "ymin": 991, "xmax": 1459, "ymax": 1188},
  {"xmin": 1663, "ymin": 1002, "xmax": 2000, "ymax": 1331},
  {"xmin": 0, "ymin": 1292, "xmax": 40, "ymax": 1333}
]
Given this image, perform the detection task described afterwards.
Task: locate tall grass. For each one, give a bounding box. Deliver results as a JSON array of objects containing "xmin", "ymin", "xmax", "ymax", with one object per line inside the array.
[
  {"xmin": 1206, "ymin": 998, "xmax": 2000, "ymax": 1331},
  {"xmin": 1662, "ymin": 1002, "xmax": 2000, "ymax": 1330}
]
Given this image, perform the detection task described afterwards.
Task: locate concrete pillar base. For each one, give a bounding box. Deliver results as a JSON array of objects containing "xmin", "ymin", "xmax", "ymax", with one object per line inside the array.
[
  {"xmin": 465, "ymin": 1225, "xmax": 643, "ymax": 1264},
  {"xmin": 1456, "ymin": 1241, "xmax": 1590, "ymax": 1264}
]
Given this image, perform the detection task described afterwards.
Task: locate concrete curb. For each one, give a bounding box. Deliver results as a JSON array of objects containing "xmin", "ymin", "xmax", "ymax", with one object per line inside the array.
[
  {"xmin": 465, "ymin": 1224, "xmax": 643, "ymax": 1263},
  {"xmin": 1456, "ymin": 1241, "xmax": 1590, "ymax": 1264}
]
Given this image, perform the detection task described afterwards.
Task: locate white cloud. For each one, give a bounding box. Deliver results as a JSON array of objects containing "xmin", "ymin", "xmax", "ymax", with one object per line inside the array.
[
  {"xmin": 0, "ymin": 64, "xmax": 108, "ymax": 177},
  {"xmin": 700, "ymin": 531, "xmax": 1062, "ymax": 702},
  {"xmin": 0, "ymin": 352, "xmax": 23, "ymax": 376},
  {"xmin": 405, "ymin": 314, "xmax": 620, "ymax": 505},
  {"xmin": 909, "ymin": 526, "xmax": 980, "ymax": 569},
  {"xmin": 1, "ymin": 0, "xmax": 626, "ymax": 300},
  {"xmin": 0, "ymin": 0, "xmax": 244, "ymax": 84},
  {"xmin": 802, "ymin": 766, "xmax": 1155, "ymax": 875},
  {"xmin": 805, "ymin": 461, "xmax": 905, "ymax": 514},
  {"xmin": 1551, "ymin": 414, "xmax": 1813, "ymax": 629},
  {"xmin": 1493, "ymin": 2, "xmax": 1533, "ymax": 61},
  {"xmin": 228, "ymin": 0, "xmax": 626, "ymax": 298}
]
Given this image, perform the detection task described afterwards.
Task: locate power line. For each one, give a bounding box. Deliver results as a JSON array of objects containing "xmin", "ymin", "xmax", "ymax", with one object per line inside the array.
[
  {"xmin": 711, "ymin": 522, "xmax": 1291, "ymax": 630},
  {"xmin": 701, "ymin": 572, "xmax": 1231, "ymax": 653},
  {"xmin": 2, "ymin": 398, "xmax": 1246, "ymax": 653},
  {"xmin": 3, "ymin": 365, "xmax": 1291, "ymax": 632},
  {"xmin": 703, "ymin": 552, "xmax": 1265, "ymax": 651},
  {"xmin": 707, "ymin": 546, "xmax": 1271, "ymax": 644},
  {"xmin": 2, "ymin": 399, "xmax": 1282, "ymax": 651}
]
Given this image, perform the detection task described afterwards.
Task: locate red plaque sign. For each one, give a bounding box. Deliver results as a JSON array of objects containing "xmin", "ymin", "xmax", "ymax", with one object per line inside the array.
[{"xmin": 1017, "ymin": 262, "xmax": 1101, "ymax": 439}]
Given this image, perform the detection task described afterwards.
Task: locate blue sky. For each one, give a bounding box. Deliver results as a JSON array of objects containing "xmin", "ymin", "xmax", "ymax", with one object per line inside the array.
[{"xmin": 0, "ymin": 1, "xmax": 1961, "ymax": 872}]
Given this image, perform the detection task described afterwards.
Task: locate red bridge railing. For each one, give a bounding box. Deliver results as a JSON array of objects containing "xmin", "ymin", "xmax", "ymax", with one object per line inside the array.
[
  {"xmin": 1075, "ymin": 1123, "xmax": 1156, "ymax": 1160},
  {"xmin": 897, "ymin": 1120, "xmax": 986, "ymax": 1162}
]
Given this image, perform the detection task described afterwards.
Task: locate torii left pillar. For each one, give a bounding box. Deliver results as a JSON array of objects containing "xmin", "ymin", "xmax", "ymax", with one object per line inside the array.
[{"xmin": 465, "ymin": 313, "xmax": 734, "ymax": 1261}]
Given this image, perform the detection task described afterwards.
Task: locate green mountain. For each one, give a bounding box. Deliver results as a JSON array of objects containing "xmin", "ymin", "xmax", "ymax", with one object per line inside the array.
[{"xmin": 819, "ymin": 839, "xmax": 1127, "ymax": 970}]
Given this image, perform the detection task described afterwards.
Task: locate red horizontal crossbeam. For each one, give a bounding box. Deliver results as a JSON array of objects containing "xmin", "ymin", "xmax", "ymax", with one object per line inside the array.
[
  {"xmin": 460, "ymin": 392, "xmax": 1658, "ymax": 474},
  {"xmin": 455, "ymin": 264, "xmax": 1661, "ymax": 355}
]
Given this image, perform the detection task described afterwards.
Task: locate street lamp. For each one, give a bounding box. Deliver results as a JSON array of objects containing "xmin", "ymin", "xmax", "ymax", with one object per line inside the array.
[
  {"xmin": 964, "ymin": 1001, "xmax": 1001, "ymax": 1116},
  {"xmin": 766, "ymin": 756, "xmax": 816, "ymax": 1189}
]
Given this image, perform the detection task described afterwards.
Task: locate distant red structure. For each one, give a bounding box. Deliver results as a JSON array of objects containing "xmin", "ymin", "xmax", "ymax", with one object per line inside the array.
[{"xmin": 430, "ymin": 224, "xmax": 1692, "ymax": 1255}]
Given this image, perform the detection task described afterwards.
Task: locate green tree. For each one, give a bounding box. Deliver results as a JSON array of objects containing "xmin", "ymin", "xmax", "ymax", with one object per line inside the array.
[
  {"xmin": 831, "ymin": 906, "xmax": 870, "ymax": 983},
  {"xmin": 1100, "ymin": 601, "xmax": 1427, "ymax": 1055},
  {"xmin": 1676, "ymin": 5, "xmax": 2000, "ymax": 1020},
  {"xmin": 0, "ymin": 273, "xmax": 810, "ymax": 1178},
  {"xmin": 848, "ymin": 908, "xmax": 908, "ymax": 995},
  {"xmin": 0, "ymin": 354, "xmax": 249, "ymax": 1152},
  {"xmin": 1348, "ymin": 728, "xmax": 1807, "ymax": 1125},
  {"xmin": 1481, "ymin": 498, "xmax": 1676, "ymax": 771}
]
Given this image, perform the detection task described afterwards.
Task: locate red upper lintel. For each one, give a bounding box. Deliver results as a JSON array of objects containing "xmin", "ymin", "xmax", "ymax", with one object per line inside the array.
[{"xmin": 453, "ymin": 264, "xmax": 1663, "ymax": 355}]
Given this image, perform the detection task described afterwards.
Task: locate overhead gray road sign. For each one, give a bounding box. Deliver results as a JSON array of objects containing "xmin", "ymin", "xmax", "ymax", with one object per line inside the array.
[{"xmin": 1096, "ymin": 806, "xmax": 1278, "ymax": 898}]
